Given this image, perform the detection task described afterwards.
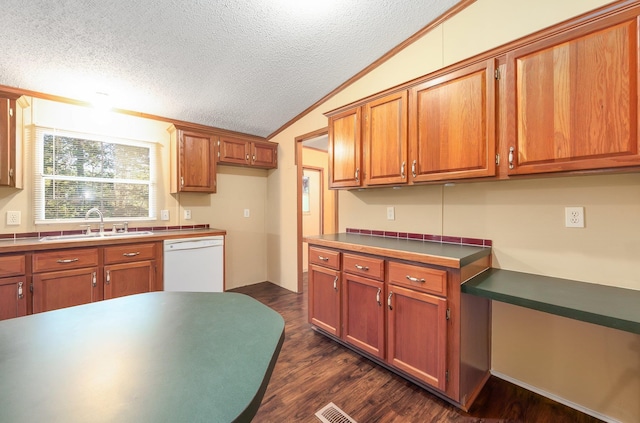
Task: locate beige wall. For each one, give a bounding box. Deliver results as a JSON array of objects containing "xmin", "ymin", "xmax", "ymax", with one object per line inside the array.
[
  {"xmin": 0, "ymin": 98, "xmax": 268, "ymax": 290},
  {"xmin": 267, "ymin": 0, "xmax": 637, "ymax": 421}
]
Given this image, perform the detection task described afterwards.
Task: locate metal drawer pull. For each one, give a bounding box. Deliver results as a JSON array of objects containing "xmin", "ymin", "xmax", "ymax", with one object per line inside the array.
[
  {"xmin": 91, "ymin": 272, "xmax": 97, "ymax": 287},
  {"xmin": 318, "ymin": 256, "xmax": 329, "ymax": 261},
  {"xmin": 333, "ymin": 276, "xmax": 338, "ymax": 291},
  {"xmin": 401, "ymin": 161, "xmax": 406, "ymax": 179},
  {"xmin": 387, "ymin": 292, "xmax": 393, "ymax": 310},
  {"xmin": 406, "ymin": 275, "xmax": 426, "ymax": 283},
  {"xmin": 376, "ymin": 288, "xmax": 381, "ymax": 306},
  {"xmin": 106, "ymin": 270, "xmax": 111, "ymax": 285},
  {"xmin": 18, "ymin": 281, "xmax": 24, "ymax": 299},
  {"xmin": 123, "ymin": 252, "xmax": 140, "ymax": 257},
  {"xmin": 355, "ymin": 264, "xmax": 369, "ymax": 271},
  {"xmin": 411, "ymin": 160, "xmax": 417, "ymax": 178},
  {"xmin": 57, "ymin": 258, "xmax": 79, "ymax": 264}
]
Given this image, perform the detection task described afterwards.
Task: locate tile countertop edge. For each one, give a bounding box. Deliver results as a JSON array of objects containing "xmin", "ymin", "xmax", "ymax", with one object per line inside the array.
[
  {"xmin": 0, "ymin": 228, "xmax": 227, "ymax": 254},
  {"xmin": 304, "ymin": 234, "xmax": 491, "ymax": 269},
  {"xmin": 462, "ymin": 268, "xmax": 640, "ymax": 335}
]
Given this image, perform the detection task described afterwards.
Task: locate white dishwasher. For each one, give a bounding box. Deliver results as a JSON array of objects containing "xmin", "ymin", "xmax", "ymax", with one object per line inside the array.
[{"xmin": 163, "ymin": 236, "xmax": 224, "ymax": 292}]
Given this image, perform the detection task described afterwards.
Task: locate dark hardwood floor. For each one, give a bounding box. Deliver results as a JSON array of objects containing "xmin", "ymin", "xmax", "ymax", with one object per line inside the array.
[{"xmin": 230, "ymin": 280, "xmax": 603, "ymax": 423}]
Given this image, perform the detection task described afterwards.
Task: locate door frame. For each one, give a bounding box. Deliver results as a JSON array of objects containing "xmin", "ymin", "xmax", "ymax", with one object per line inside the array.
[{"xmin": 295, "ymin": 128, "xmax": 337, "ymax": 294}]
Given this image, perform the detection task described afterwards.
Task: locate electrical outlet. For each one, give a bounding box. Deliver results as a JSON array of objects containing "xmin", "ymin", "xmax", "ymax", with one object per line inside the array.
[
  {"xmin": 565, "ymin": 206, "xmax": 585, "ymax": 228},
  {"xmin": 160, "ymin": 210, "xmax": 170, "ymax": 221},
  {"xmin": 386, "ymin": 206, "xmax": 395, "ymax": 221},
  {"xmin": 184, "ymin": 209, "xmax": 192, "ymax": 220},
  {"xmin": 6, "ymin": 211, "xmax": 20, "ymax": 226},
  {"xmin": 243, "ymin": 209, "xmax": 250, "ymax": 218}
]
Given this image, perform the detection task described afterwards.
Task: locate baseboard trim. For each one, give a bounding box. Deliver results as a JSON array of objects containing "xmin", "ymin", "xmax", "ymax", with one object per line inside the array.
[{"xmin": 490, "ymin": 371, "xmax": 621, "ymax": 423}]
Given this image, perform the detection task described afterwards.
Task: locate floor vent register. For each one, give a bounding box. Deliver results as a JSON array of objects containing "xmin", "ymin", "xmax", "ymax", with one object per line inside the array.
[{"xmin": 315, "ymin": 402, "xmax": 357, "ymax": 423}]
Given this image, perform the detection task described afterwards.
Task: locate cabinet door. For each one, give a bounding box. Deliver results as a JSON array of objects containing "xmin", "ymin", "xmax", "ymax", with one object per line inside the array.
[
  {"xmin": 342, "ymin": 273, "xmax": 385, "ymax": 358},
  {"xmin": 0, "ymin": 97, "xmax": 17, "ymax": 187},
  {"xmin": 251, "ymin": 142, "xmax": 278, "ymax": 169},
  {"xmin": 0, "ymin": 277, "xmax": 27, "ymax": 320},
  {"xmin": 32, "ymin": 268, "xmax": 101, "ymax": 313},
  {"xmin": 363, "ymin": 91, "xmax": 408, "ymax": 186},
  {"xmin": 218, "ymin": 137, "xmax": 250, "ymax": 165},
  {"xmin": 410, "ymin": 59, "xmax": 496, "ymax": 182},
  {"xmin": 308, "ymin": 264, "xmax": 341, "ymax": 336},
  {"xmin": 178, "ymin": 130, "xmax": 216, "ymax": 193},
  {"xmin": 506, "ymin": 16, "xmax": 640, "ymax": 174},
  {"xmin": 387, "ymin": 284, "xmax": 447, "ymax": 391},
  {"xmin": 105, "ymin": 261, "xmax": 155, "ymax": 300},
  {"xmin": 329, "ymin": 107, "xmax": 362, "ymax": 188}
]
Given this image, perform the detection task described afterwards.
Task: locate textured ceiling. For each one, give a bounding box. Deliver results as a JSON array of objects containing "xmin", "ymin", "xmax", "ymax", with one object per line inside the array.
[{"xmin": 0, "ymin": 0, "xmax": 461, "ymax": 138}]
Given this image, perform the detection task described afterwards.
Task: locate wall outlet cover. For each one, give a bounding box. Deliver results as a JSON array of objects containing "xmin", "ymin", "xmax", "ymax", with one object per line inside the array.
[
  {"xmin": 386, "ymin": 206, "xmax": 395, "ymax": 221},
  {"xmin": 565, "ymin": 206, "xmax": 585, "ymax": 228},
  {"xmin": 160, "ymin": 209, "xmax": 170, "ymax": 221},
  {"xmin": 244, "ymin": 209, "xmax": 250, "ymax": 218},
  {"xmin": 184, "ymin": 209, "xmax": 192, "ymax": 220},
  {"xmin": 6, "ymin": 211, "xmax": 20, "ymax": 226}
]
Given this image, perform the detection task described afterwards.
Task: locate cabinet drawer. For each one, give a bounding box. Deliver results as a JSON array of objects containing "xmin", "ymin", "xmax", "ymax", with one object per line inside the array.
[
  {"xmin": 388, "ymin": 261, "xmax": 447, "ymax": 296},
  {"xmin": 33, "ymin": 248, "xmax": 99, "ymax": 273},
  {"xmin": 309, "ymin": 247, "xmax": 341, "ymax": 270},
  {"xmin": 343, "ymin": 253, "xmax": 385, "ymax": 281},
  {"xmin": 104, "ymin": 243, "xmax": 156, "ymax": 265},
  {"xmin": 0, "ymin": 255, "xmax": 26, "ymax": 278}
]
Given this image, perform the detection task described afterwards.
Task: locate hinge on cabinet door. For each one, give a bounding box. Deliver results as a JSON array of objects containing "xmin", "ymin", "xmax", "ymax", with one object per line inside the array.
[
  {"xmin": 495, "ymin": 154, "xmax": 500, "ymax": 166},
  {"xmin": 446, "ymin": 309, "xmax": 451, "ymax": 320},
  {"xmin": 30, "ymin": 283, "xmax": 33, "ymax": 293},
  {"xmin": 217, "ymin": 140, "xmax": 220, "ymax": 158},
  {"xmin": 494, "ymin": 68, "xmax": 500, "ymax": 80},
  {"xmin": 9, "ymin": 107, "xmax": 13, "ymax": 117},
  {"xmin": 446, "ymin": 370, "xmax": 449, "ymax": 382}
]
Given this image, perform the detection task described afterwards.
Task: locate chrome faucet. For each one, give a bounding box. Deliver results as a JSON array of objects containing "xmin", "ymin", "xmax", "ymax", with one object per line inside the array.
[{"xmin": 85, "ymin": 207, "xmax": 104, "ymax": 234}]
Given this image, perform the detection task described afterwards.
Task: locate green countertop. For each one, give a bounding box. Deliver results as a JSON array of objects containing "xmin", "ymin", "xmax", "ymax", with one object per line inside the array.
[
  {"xmin": 462, "ymin": 268, "xmax": 640, "ymax": 335},
  {"xmin": 304, "ymin": 233, "xmax": 491, "ymax": 268},
  {"xmin": 0, "ymin": 292, "xmax": 285, "ymax": 423}
]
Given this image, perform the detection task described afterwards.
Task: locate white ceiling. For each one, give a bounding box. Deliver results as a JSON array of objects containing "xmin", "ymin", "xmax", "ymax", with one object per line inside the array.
[{"xmin": 0, "ymin": 0, "xmax": 461, "ymax": 138}]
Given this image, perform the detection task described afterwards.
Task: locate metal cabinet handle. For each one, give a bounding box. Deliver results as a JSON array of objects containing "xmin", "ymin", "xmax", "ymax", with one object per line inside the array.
[
  {"xmin": 376, "ymin": 288, "xmax": 381, "ymax": 306},
  {"xmin": 355, "ymin": 168, "xmax": 360, "ymax": 183},
  {"xmin": 180, "ymin": 176, "xmax": 185, "ymax": 187},
  {"xmin": 387, "ymin": 292, "xmax": 393, "ymax": 310},
  {"xmin": 333, "ymin": 276, "xmax": 338, "ymax": 291},
  {"xmin": 123, "ymin": 252, "xmax": 140, "ymax": 257},
  {"xmin": 57, "ymin": 258, "xmax": 79, "ymax": 264},
  {"xmin": 318, "ymin": 256, "xmax": 329, "ymax": 262},
  {"xmin": 508, "ymin": 146, "xmax": 515, "ymax": 169},
  {"xmin": 355, "ymin": 264, "xmax": 369, "ymax": 271},
  {"xmin": 91, "ymin": 272, "xmax": 97, "ymax": 288},
  {"xmin": 406, "ymin": 275, "xmax": 426, "ymax": 283},
  {"xmin": 252, "ymin": 154, "xmax": 256, "ymax": 162},
  {"xmin": 401, "ymin": 161, "xmax": 406, "ymax": 179},
  {"xmin": 106, "ymin": 270, "xmax": 111, "ymax": 285},
  {"xmin": 411, "ymin": 160, "xmax": 417, "ymax": 178},
  {"xmin": 246, "ymin": 154, "xmax": 250, "ymax": 161},
  {"xmin": 17, "ymin": 281, "xmax": 24, "ymax": 299}
]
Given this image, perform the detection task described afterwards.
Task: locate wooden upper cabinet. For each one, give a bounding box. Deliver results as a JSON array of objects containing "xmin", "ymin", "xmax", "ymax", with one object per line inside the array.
[
  {"xmin": 364, "ymin": 91, "xmax": 408, "ymax": 186},
  {"xmin": 506, "ymin": 14, "xmax": 639, "ymax": 175},
  {"xmin": 409, "ymin": 59, "xmax": 496, "ymax": 182},
  {"xmin": 168, "ymin": 125, "xmax": 216, "ymax": 193},
  {"xmin": 218, "ymin": 137, "xmax": 278, "ymax": 169},
  {"xmin": 0, "ymin": 96, "xmax": 23, "ymax": 188},
  {"xmin": 328, "ymin": 107, "xmax": 362, "ymax": 188}
]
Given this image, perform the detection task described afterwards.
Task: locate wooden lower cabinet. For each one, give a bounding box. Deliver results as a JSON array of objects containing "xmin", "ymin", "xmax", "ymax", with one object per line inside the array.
[
  {"xmin": 104, "ymin": 261, "xmax": 154, "ymax": 300},
  {"xmin": 0, "ymin": 254, "xmax": 28, "ymax": 320},
  {"xmin": 32, "ymin": 267, "xmax": 100, "ymax": 313},
  {"xmin": 342, "ymin": 273, "xmax": 385, "ymax": 358},
  {"xmin": 308, "ymin": 263, "xmax": 341, "ymax": 336},
  {"xmin": 387, "ymin": 284, "xmax": 448, "ymax": 390}
]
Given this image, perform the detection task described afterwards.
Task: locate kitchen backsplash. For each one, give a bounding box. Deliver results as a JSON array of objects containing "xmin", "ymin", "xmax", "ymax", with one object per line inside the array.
[
  {"xmin": 0, "ymin": 224, "xmax": 210, "ymax": 240},
  {"xmin": 346, "ymin": 227, "xmax": 492, "ymax": 247}
]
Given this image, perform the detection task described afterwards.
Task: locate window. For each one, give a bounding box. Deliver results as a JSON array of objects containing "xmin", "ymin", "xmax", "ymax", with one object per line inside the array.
[{"xmin": 34, "ymin": 128, "xmax": 157, "ymax": 223}]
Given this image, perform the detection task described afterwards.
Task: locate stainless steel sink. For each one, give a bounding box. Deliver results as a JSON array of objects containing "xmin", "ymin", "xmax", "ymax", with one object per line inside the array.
[{"xmin": 40, "ymin": 231, "xmax": 154, "ymax": 242}]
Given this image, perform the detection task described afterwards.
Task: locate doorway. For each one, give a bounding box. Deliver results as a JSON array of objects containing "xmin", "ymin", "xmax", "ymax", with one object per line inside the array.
[{"xmin": 295, "ymin": 128, "xmax": 337, "ymax": 293}]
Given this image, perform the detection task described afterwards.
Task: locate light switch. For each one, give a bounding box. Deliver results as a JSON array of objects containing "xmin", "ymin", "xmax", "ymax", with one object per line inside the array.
[{"xmin": 386, "ymin": 207, "xmax": 395, "ymax": 221}]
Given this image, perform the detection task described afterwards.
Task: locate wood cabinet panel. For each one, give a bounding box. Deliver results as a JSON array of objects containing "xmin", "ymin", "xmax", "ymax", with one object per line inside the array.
[
  {"xmin": 506, "ymin": 16, "xmax": 639, "ymax": 174},
  {"xmin": 363, "ymin": 91, "xmax": 408, "ymax": 185},
  {"xmin": 32, "ymin": 267, "xmax": 100, "ymax": 313},
  {"xmin": 104, "ymin": 261, "xmax": 154, "ymax": 300},
  {"xmin": 218, "ymin": 137, "xmax": 249, "ymax": 165},
  {"xmin": 104, "ymin": 243, "xmax": 156, "ymax": 265},
  {"xmin": 343, "ymin": 253, "xmax": 385, "ymax": 281},
  {"xmin": 32, "ymin": 248, "xmax": 99, "ymax": 273},
  {"xmin": 0, "ymin": 276, "xmax": 27, "ymax": 320},
  {"xmin": 410, "ymin": 59, "xmax": 496, "ymax": 182},
  {"xmin": 388, "ymin": 261, "xmax": 447, "ymax": 296},
  {"xmin": 308, "ymin": 264, "xmax": 341, "ymax": 336},
  {"xmin": 0, "ymin": 254, "xmax": 25, "ymax": 278},
  {"xmin": 342, "ymin": 273, "xmax": 385, "ymax": 358},
  {"xmin": 387, "ymin": 284, "xmax": 448, "ymax": 391},
  {"xmin": 251, "ymin": 141, "xmax": 277, "ymax": 168},
  {"xmin": 169, "ymin": 126, "xmax": 216, "ymax": 193},
  {"xmin": 329, "ymin": 107, "xmax": 362, "ymax": 188},
  {"xmin": 308, "ymin": 246, "xmax": 341, "ymax": 270}
]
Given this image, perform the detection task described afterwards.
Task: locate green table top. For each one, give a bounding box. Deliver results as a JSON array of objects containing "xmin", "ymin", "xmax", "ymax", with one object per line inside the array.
[
  {"xmin": 0, "ymin": 292, "xmax": 285, "ymax": 423},
  {"xmin": 462, "ymin": 268, "xmax": 640, "ymax": 335}
]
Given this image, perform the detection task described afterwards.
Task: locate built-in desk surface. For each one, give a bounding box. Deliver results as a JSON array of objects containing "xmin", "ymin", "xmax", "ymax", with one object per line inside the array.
[
  {"xmin": 462, "ymin": 268, "xmax": 640, "ymax": 335},
  {"xmin": 0, "ymin": 292, "xmax": 285, "ymax": 423}
]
